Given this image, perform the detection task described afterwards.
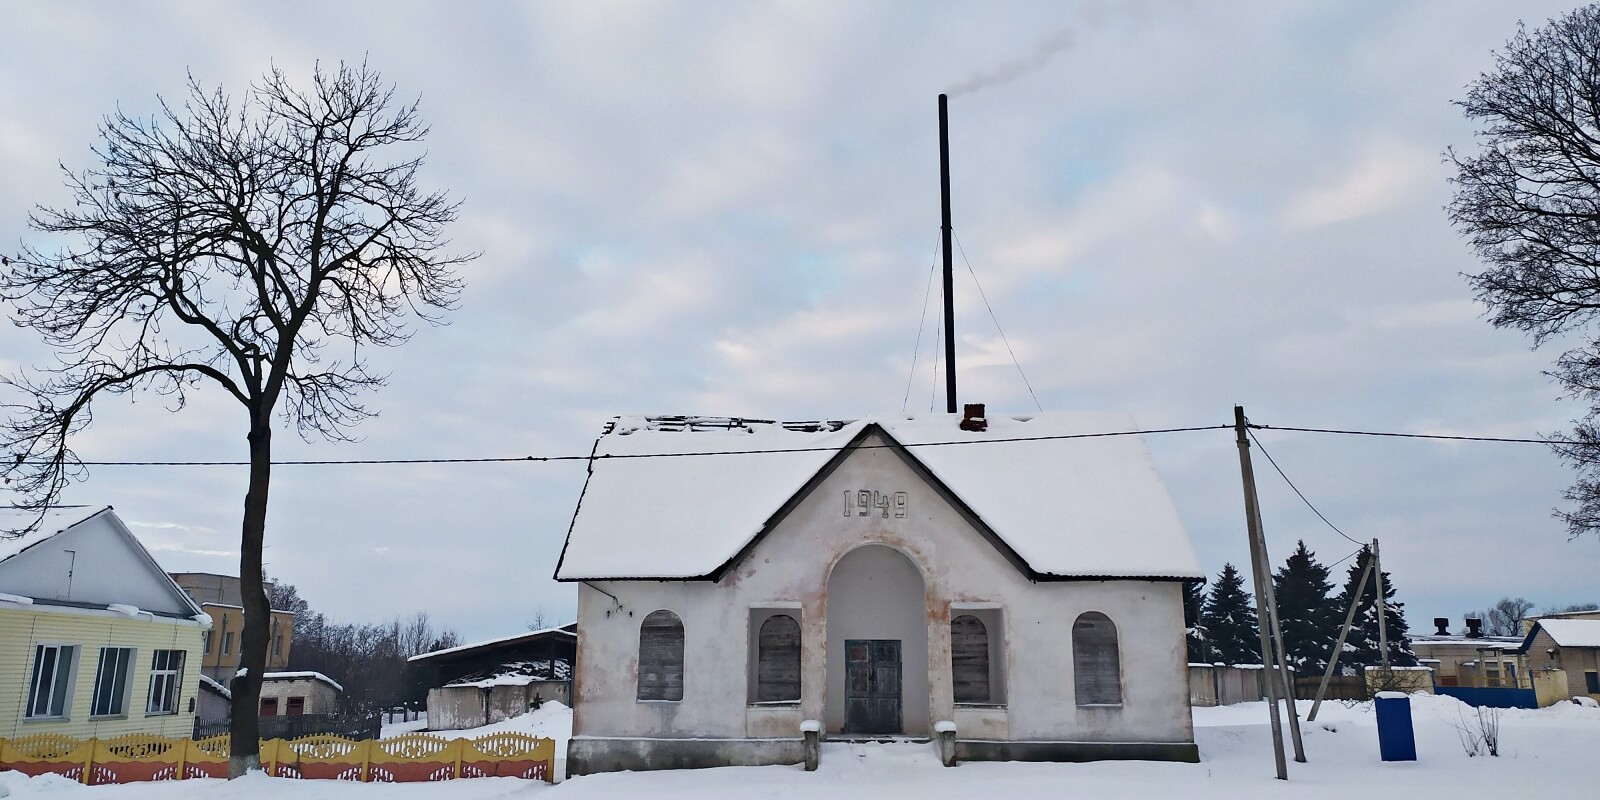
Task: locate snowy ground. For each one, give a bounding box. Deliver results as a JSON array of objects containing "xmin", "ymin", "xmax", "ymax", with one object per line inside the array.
[{"xmin": 4, "ymin": 694, "xmax": 1598, "ymax": 798}]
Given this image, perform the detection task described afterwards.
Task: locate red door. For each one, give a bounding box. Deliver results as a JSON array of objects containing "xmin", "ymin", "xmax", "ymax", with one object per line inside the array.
[
  {"xmin": 260, "ymin": 697, "xmax": 279, "ymax": 716},
  {"xmin": 287, "ymin": 697, "xmax": 305, "ymax": 716}
]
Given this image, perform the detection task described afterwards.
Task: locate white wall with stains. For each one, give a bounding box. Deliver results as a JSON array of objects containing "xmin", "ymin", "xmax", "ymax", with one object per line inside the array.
[{"xmin": 570, "ymin": 430, "xmax": 1194, "ymax": 746}]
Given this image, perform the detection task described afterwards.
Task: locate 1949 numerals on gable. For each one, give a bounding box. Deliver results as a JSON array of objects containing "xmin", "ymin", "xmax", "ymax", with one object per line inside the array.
[{"xmin": 844, "ymin": 490, "xmax": 909, "ymax": 519}]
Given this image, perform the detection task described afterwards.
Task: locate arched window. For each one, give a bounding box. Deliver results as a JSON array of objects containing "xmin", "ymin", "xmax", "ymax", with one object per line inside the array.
[
  {"xmin": 951, "ymin": 615, "xmax": 990, "ymax": 703},
  {"xmin": 1073, "ymin": 611, "xmax": 1122, "ymax": 706},
  {"xmin": 755, "ymin": 614, "xmax": 801, "ymax": 702},
  {"xmin": 638, "ymin": 610, "xmax": 685, "ymax": 701}
]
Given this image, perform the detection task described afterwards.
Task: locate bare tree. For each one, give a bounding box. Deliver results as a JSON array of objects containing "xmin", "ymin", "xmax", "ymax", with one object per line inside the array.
[
  {"xmin": 1450, "ymin": 5, "xmax": 1600, "ymax": 537},
  {"xmin": 0, "ymin": 62, "xmax": 471, "ymax": 776},
  {"xmin": 1475, "ymin": 597, "xmax": 1535, "ymax": 637}
]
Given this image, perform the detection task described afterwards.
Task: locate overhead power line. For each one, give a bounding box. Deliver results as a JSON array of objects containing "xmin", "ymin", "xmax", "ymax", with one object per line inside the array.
[
  {"xmin": 1247, "ymin": 428, "xmax": 1364, "ymax": 547},
  {"xmin": 7, "ymin": 420, "xmax": 1564, "ymax": 469},
  {"xmin": 18, "ymin": 424, "xmax": 1233, "ymax": 467},
  {"xmin": 1248, "ymin": 424, "xmax": 1553, "ymax": 445}
]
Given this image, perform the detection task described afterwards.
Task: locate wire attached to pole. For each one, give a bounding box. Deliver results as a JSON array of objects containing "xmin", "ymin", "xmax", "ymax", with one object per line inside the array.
[{"xmin": 953, "ymin": 231, "xmax": 1044, "ymax": 412}]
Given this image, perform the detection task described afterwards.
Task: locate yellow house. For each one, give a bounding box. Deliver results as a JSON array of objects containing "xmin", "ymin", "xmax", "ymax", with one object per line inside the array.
[
  {"xmin": 168, "ymin": 572, "xmax": 295, "ymax": 682},
  {"xmin": 0, "ymin": 506, "xmax": 209, "ymax": 739}
]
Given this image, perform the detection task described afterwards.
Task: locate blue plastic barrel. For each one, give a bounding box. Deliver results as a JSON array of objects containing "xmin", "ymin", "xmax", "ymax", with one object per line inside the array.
[{"xmin": 1374, "ymin": 692, "xmax": 1417, "ymax": 762}]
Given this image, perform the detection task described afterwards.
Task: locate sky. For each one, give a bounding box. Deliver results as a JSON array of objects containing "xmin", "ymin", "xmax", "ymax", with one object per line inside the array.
[{"xmin": 0, "ymin": 0, "xmax": 1595, "ymax": 644}]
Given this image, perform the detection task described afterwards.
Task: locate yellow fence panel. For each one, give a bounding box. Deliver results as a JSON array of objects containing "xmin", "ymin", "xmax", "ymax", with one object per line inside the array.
[
  {"xmin": 1, "ymin": 734, "xmax": 95, "ymax": 784},
  {"xmin": 0, "ymin": 730, "xmax": 554, "ymax": 785},
  {"xmin": 90, "ymin": 733, "xmax": 185, "ymax": 784},
  {"xmin": 367, "ymin": 733, "xmax": 462, "ymax": 782},
  {"xmin": 185, "ymin": 735, "xmax": 230, "ymax": 779},
  {"xmin": 460, "ymin": 732, "xmax": 556, "ymax": 781},
  {"xmin": 272, "ymin": 734, "xmax": 366, "ymax": 781}
]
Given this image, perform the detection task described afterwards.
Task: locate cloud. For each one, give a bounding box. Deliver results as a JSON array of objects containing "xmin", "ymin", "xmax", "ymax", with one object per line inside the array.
[
  {"xmin": 1283, "ymin": 143, "xmax": 1434, "ymax": 229},
  {"xmin": 0, "ymin": 0, "xmax": 1590, "ymax": 642}
]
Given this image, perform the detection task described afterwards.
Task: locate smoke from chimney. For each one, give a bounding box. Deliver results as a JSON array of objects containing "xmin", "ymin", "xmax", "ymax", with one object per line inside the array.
[{"xmin": 946, "ymin": 29, "xmax": 1077, "ymax": 98}]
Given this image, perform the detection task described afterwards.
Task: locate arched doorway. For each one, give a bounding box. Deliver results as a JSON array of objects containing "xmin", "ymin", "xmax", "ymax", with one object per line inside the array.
[{"xmin": 824, "ymin": 544, "xmax": 928, "ymax": 735}]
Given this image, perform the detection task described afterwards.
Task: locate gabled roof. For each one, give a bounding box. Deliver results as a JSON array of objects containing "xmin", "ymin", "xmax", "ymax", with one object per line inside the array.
[
  {"xmin": 408, "ymin": 623, "xmax": 577, "ymax": 663},
  {"xmin": 554, "ymin": 412, "xmax": 1204, "ymax": 582},
  {"xmin": 0, "ymin": 506, "xmax": 107, "ymax": 563},
  {"xmin": 0, "ymin": 505, "xmax": 207, "ymax": 621},
  {"xmin": 1518, "ymin": 619, "xmax": 1600, "ymax": 651}
]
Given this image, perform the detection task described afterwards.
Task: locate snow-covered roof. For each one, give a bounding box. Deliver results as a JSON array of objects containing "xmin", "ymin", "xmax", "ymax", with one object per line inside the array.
[
  {"xmin": 0, "ymin": 506, "xmax": 108, "ymax": 562},
  {"xmin": 1534, "ymin": 619, "xmax": 1600, "ymax": 648},
  {"xmin": 199, "ymin": 674, "xmax": 232, "ymax": 699},
  {"xmin": 444, "ymin": 658, "xmax": 572, "ymax": 687},
  {"xmin": 554, "ymin": 412, "xmax": 1204, "ymax": 582},
  {"xmin": 1410, "ymin": 635, "xmax": 1521, "ymax": 648},
  {"xmin": 262, "ymin": 671, "xmax": 344, "ymax": 692},
  {"xmin": 408, "ymin": 624, "xmax": 576, "ymax": 663}
]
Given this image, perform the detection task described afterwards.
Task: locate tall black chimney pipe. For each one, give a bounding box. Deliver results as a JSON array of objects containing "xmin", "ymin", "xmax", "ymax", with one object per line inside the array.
[{"xmin": 939, "ymin": 94, "xmax": 957, "ymax": 414}]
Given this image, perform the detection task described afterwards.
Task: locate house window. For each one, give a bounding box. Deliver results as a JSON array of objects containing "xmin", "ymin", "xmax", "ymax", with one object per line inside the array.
[
  {"xmin": 952, "ymin": 615, "xmax": 990, "ymax": 704},
  {"xmin": 146, "ymin": 650, "xmax": 184, "ymax": 715},
  {"xmin": 261, "ymin": 697, "xmax": 279, "ymax": 716},
  {"xmin": 637, "ymin": 610, "xmax": 685, "ymax": 701},
  {"xmin": 287, "ymin": 696, "xmax": 305, "ymax": 716},
  {"xmin": 90, "ymin": 647, "xmax": 135, "ymax": 717},
  {"xmin": 1073, "ymin": 611, "xmax": 1122, "ymax": 706},
  {"xmin": 27, "ymin": 644, "xmax": 77, "ymax": 719},
  {"xmin": 755, "ymin": 614, "xmax": 801, "ymax": 702},
  {"xmin": 273, "ymin": 634, "xmax": 283, "ymax": 659},
  {"xmin": 1586, "ymin": 671, "xmax": 1599, "ymax": 694},
  {"xmin": 222, "ymin": 631, "xmax": 234, "ymax": 656}
]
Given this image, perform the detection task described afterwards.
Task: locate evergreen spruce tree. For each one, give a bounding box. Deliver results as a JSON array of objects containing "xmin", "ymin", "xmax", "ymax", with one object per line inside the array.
[
  {"xmin": 1273, "ymin": 540, "xmax": 1336, "ymax": 674},
  {"xmin": 1201, "ymin": 563, "xmax": 1259, "ymax": 664},
  {"xmin": 1333, "ymin": 547, "xmax": 1417, "ymax": 671},
  {"xmin": 1183, "ymin": 577, "xmax": 1211, "ymax": 663}
]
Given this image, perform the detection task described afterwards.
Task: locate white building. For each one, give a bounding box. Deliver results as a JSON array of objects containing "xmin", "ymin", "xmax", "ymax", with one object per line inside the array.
[{"xmin": 555, "ymin": 410, "xmax": 1204, "ymax": 774}]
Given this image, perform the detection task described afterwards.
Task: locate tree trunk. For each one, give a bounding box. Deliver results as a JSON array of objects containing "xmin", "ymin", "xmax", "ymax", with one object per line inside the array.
[{"xmin": 228, "ymin": 423, "xmax": 272, "ymax": 777}]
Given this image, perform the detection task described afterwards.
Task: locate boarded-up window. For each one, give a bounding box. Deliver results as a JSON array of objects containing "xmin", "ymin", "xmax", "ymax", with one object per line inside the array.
[
  {"xmin": 638, "ymin": 610, "xmax": 685, "ymax": 701},
  {"xmin": 1073, "ymin": 611, "xmax": 1122, "ymax": 706},
  {"xmin": 756, "ymin": 614, "xmax": 801, "ymax": 702},
  {"xmin": 952, "ymin": 615, "xmax": 990, "ymax": 703}
]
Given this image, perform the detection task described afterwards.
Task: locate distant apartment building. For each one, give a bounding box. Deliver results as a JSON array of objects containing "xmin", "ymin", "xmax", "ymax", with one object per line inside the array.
[{"xmin": 167, "ymin": 572, "xmax": 295, "ymax": 682}]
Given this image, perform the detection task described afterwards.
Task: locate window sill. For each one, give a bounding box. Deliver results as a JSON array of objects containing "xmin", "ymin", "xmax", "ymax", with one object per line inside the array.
[
  {"xmin": 145, "ymin": 711, "xmax": 178, "ymax": 717},
  {"xmin": 23, "ymin": 716, "xmax": 68, "ymax": 723},
  {"xmin": 954, "ymin": 703, "xmax": 1007, "ymax": 709},
  {"xmin": 89, "ymin": 714, "xmax": 128, "ymax": 721},
  {"xmin": 636, "ymin": 699, "xmax": 683, "ymax": 704},
  {"xmin": 747, "ymin": 701, "xmax": 800, "ymax": 707},
  {"xmin": 1076, "ymin": 703, "xmax": 1124, "ymax": 709}
]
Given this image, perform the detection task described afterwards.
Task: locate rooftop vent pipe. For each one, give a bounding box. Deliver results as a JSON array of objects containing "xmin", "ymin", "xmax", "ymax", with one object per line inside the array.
[
  {"xmin": 1464, "ymin": 617, "xmax": 1483, "ymax": 639},
  {"xmin": 1433, "ymin": 617, "xmax": 1449, "ymax": 636},
  {"xmin": 960, "ymin": 403, "xmax": 987, "ymax": 432}
]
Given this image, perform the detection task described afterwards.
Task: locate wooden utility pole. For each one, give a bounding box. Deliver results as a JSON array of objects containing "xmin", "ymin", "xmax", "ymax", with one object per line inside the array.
[
  {"xmin": 1249, "ymin": 492, "xmax": 1307, "ymax": 764},
  {"xmin": 1233, "ymin": 405, "xmax": 1288, "ymax": 780},
  {"xmin": 1307, "ymin": 554, "xmax": 1373, "ymax": 722}
]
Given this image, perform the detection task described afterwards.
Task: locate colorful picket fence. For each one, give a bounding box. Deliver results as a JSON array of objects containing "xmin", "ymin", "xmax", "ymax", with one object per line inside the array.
[{"xmin": 0, "ymin": 731, "xmax": 555, "ymax": 785}]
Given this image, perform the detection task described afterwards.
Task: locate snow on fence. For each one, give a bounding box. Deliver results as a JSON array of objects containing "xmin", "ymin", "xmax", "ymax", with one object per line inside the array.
[{"xmin": 0, "ymin": 730, "xmax": 556, "ymax": 785}]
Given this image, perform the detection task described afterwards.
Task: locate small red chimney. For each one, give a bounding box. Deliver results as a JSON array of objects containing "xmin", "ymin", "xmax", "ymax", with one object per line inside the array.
[{"xmin": 960, "ymin": 403, "xmax": 987, "ymax": 432}]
